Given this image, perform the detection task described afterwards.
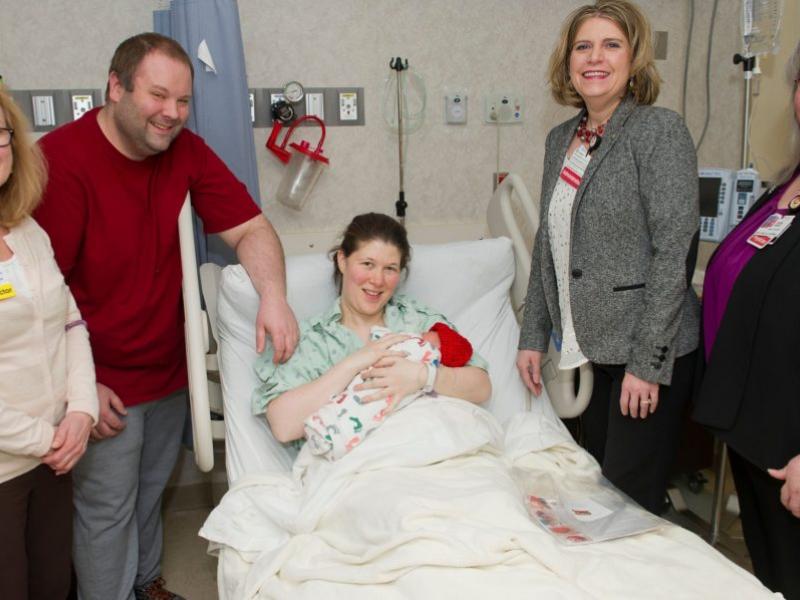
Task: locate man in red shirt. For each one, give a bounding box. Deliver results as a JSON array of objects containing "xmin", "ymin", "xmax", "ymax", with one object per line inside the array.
[{"xmin": 35, "ymin": 33, "xmax": 298, "ymax": 600}]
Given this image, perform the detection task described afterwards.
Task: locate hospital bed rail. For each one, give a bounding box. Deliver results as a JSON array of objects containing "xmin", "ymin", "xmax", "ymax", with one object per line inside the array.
[
  {"xmin": 178, "ymin": 195, "xmax": 215, "ymax": 472},
  {"xmin": 487, "ymin": 174, "xmax": 593, "ymax": 418}
]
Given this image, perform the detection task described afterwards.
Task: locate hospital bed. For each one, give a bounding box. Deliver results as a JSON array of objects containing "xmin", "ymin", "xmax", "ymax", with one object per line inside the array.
[{"xmin": 179, "ymin": 176, "xmax": 777, "ymax": 599}]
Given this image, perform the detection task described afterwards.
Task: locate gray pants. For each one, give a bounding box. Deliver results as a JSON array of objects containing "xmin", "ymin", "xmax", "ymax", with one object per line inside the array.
[{"xmin": 72, "ymin": 390, "xmax": 187, "ymax": 600}]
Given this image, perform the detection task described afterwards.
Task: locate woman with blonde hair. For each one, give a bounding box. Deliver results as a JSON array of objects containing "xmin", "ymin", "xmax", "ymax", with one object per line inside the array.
[
  {"xmin": 516, "ymin": 0, "xmax": 700, "ymax": 514},
  {"xmin": 0, "ymin": 87, "xmax": 98, "ymax": 599},
  {"xmin": 693, "ymin": 40, "xmax": 800, "ymax": 599}
]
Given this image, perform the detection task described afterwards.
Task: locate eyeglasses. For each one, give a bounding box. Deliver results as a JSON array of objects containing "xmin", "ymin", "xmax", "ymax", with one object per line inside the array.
[{"xmin": 0, "ymin": 127, "xmax": 13, "ymax": 148}]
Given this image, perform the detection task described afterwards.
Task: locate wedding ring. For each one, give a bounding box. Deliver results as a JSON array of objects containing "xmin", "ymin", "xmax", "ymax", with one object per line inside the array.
[{"xmin": 640, "ymin": 400, "xmax": 652, "ymax": 405}]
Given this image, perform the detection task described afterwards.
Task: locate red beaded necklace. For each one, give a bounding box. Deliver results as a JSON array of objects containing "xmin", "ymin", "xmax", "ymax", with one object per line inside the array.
[{"xmin": 576, "ymin": 114, "xmax": 606, "ymax": 145}]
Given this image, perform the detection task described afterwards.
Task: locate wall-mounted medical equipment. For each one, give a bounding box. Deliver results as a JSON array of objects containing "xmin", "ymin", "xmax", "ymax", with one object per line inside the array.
[
  {"xmin": 484, "ymin": 92, "xmax": 524, "ymax": 124},
  {"xmin": 699, "ymin": 168, "xmax": 762, "ymax": 242},
  {"xmin": 268, "ymin": 81, "xmax": 306, "ymax": 126},
  {"xmin": 699, "ymin": 168, "xmax": 736, "ymax": 242},
  {"xmin": 445, "ymin": 92, "xmax": 467, "ymax": 124},
  {"xmin": 283, "ymin": 80, "xmax": 305, "ymax": 104},
  {"xmin": 384, "ymin": 57, "xmax": 427, "ymax": 223},
  {"xmin": 266, "ymin": 115, "xmax": 329, "ymax": 210},
  {"xmin": 729, "ymin": 168, "xmax": 761, "ymax": 229}
]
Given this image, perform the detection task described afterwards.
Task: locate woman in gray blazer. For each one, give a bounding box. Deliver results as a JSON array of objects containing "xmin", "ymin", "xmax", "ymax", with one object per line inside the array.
[{"xmin": 516, "ymin": 0, "xmax": 700, "ymax": 514}]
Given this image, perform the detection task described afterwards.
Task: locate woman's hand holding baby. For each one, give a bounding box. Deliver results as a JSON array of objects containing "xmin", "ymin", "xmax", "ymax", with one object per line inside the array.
[
  {"xmin": 355, "ymin": 355, "xmax": 426, "ymax": 404},
  {"xmin": 344, "ymin": 333, "xmax": 410, "ymax": 375}
]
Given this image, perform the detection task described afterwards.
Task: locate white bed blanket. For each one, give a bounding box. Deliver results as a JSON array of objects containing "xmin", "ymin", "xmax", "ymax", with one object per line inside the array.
[{"xmin": 200, "ymin": 398, "xmax": 777, "ymax": 599}]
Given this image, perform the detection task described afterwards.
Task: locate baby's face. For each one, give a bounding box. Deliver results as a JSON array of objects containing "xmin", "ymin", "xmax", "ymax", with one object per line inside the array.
[{"xmin": 421, "ymin": 331, "xmax": 440, "ymax": 349}]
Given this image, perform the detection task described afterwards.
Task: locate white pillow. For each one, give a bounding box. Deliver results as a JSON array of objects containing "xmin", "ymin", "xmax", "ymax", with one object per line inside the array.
[{"xmin": 217, "ymin": 237, "xmax": 534, "ymax": 482}]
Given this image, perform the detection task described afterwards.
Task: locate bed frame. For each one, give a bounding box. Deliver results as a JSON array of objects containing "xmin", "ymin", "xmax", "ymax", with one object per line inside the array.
[{"xmin": 178, "ymin": 172, "xmax": 742, "ymax": 569}]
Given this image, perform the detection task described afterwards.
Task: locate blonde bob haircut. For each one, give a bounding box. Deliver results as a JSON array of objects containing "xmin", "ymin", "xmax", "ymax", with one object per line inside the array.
[
  {"xmin": 0, "ymin": 86, "xmax": 47, "ymax": 228},
  {"xmin": 548, "ymin": 0, "xmax": 661, "ymax": 108}
]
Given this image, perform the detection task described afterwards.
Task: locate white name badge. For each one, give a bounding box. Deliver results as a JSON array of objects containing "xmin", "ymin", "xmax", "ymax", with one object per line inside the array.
[
  {"xmin": 747, "ymin": 213, "xmax": 795, "ymax": 249},
  {"xmin": 559, "ymin": 144, "xmax": 591, "ymax": 190}
]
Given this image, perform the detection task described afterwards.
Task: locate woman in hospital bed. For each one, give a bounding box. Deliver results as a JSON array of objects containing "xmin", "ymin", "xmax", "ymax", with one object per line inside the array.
[
  {"xmin": 253, "ymin": 211, "xmax": 491, "ymax": 445},
  {"xmin": 202, "ymin": 212, "xmax": 776, "ymax": 599}
]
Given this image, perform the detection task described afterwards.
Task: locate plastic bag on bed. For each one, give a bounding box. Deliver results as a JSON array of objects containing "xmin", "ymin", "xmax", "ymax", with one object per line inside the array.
[{"xmin": 513, "ymin": 468, "xmax": 664, "ymax": 545}]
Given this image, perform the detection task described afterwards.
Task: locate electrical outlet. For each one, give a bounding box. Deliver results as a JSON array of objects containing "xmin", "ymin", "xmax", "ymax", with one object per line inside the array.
[
  {"xmin": 32, "ymin": 95, "xmax": 56, "ymax": 127},
  {"xmin": 71, "ymin": 94, "xmax": 93, "ymax": 120},
  {"xmin": 339, "ymin": 92, "xmax": 358, "ymax": 121},
  {"xmin": 484, "ymin": 93, "xmax": 523, "ymax": 124},
  {"xmin": 305, "ymin": 92, "xmax": 324, "ymax": 119}
]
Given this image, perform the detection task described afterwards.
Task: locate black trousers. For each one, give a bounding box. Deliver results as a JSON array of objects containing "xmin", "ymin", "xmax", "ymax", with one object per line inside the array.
[
  {"xmin": 0, "ymin": 464, "xmax": 73, "ymax": 600},
  {"xmin": 579, "ymin": 351, "xmax": 696, "ymax": 514},
  {"xmin": 729, "ymin": 449, "xmax": 800, "ymax": 600}
]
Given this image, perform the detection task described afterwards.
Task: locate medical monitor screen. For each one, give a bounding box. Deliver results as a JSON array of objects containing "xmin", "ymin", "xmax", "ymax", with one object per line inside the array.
[{"xmin": 699, "ymin": 177, "xmax": 721, "ymax": 217}]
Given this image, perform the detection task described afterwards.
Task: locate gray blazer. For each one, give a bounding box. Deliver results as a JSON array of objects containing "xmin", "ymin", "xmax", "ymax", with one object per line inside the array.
[{"xmin": 519, "ymin": 96, "xmax": 700, "ymax": 385}]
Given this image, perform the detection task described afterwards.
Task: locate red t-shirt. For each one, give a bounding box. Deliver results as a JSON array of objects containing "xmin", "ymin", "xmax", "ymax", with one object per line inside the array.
[{"xmin": 35, "ymin": 108, "xmax": 261, "ymax": 407}]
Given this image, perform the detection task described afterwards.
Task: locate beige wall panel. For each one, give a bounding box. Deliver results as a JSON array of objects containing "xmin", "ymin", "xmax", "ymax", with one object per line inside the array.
[
  {"xmin": 0, "ymin": 0, "xmax": 749, "ymax": 235},
  {"xmin": 748, "ymin": 0, "xmax": 799, "ymax": 182}
]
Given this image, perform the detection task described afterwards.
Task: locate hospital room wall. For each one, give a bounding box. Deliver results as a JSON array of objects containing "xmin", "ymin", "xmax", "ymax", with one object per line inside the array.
[
  {"xmin": 748, "ymin": 0, "xmax": 800, "ymax": 183},
  {"xmin": 0, "ymin": 0, "xmax": 758, "ymax": 238}
]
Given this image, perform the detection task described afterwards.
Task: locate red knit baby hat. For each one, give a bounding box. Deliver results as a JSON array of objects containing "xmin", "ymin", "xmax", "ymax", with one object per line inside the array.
[{"xmin": 429, "ymin": 322, "xmax": 473, "ymax": 367}]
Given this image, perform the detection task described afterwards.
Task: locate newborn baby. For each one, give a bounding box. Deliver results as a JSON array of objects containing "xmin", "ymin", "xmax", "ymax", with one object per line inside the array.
[{"xmin": 304, "ymin": 323, "xmax": 472, "ymax": 460}]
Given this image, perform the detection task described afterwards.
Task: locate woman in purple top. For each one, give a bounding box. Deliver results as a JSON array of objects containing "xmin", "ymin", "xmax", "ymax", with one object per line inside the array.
[{"xmin": 693, "ymin": 40, "xmax": 800, "ymax": 600}]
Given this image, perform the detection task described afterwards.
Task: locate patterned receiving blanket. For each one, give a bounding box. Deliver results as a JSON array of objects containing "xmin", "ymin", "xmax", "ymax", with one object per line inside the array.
[{"xmin": 303, "ymin": 327, "xmax": 441, "ymax": 460}]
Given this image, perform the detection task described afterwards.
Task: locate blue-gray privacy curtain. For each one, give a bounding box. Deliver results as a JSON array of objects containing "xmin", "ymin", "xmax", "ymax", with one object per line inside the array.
[{"xmin": 154, "ymin": 0, "xmax": 261, "ymax": 266}]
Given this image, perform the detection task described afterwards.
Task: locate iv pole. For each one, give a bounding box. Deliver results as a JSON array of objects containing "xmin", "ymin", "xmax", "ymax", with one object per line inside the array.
[
  {"xmin": 733, "ymin": 52, "xmax": 757, "ymax": 169},
  {"xmin": 390, "ymin": 57, "xmax": 409, "ymax": 224},
  {"xmin": 708, "ymin": 44, "xmax": 756, "ymax": 549}
]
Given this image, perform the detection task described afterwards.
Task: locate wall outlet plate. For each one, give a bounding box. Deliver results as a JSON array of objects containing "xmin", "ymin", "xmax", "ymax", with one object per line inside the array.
[
  {"xmin": 339, "ymin": 91, "xmax": 358, "ymax": 121},
  {"xmin": 305, "ymin": 92, "xmax": 324, "ymax": 119},
  {"xmin": 484, "ymin": 92, "xmax": 523, "ymax": 124},
  {"xmin": 32, "ymin": 95, "xmax": 56, "ymax": 126},
  {"xmin": 71, "ymin": 94, "xmax": 93, "ymax": 120}
]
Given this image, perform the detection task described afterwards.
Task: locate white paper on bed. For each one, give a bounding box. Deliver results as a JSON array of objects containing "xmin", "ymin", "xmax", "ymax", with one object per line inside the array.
[
  {"xmin": 200, "ymin": 398, "xmax": 775, "ymax": 600},
  {"xmin": 216, "ymin": 236, "xmax": 565, "ymax": 484}
]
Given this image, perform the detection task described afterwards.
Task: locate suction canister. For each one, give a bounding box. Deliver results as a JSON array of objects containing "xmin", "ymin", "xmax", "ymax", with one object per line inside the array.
[{"xmin": 266, "ymin": 115, "xmax": 329, "ymax": 210}]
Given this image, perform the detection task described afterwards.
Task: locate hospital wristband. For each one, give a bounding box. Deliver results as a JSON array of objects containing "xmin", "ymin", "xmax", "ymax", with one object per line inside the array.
[{"xmin": 421, "ymin": 362, "xmax": 437, "ymax": 394}]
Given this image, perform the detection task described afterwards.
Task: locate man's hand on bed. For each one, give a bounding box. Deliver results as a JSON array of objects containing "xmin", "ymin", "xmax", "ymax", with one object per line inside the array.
[
  {"xmin": 768, "ymin": 454, "xmax": 800, "ymax": 518},
  {"xmin": 355, "ymin": 356, "xmax": 423, "ymax": 404},
  {"xmin": 256, "ymin": 296, "xmax": 299, "ymax": 363},
  {"xmin": 516, "ymin": 350, "xmax": 543, "ymax": 396},
  {"xmin": 619, "ymin": 372, "xmax": 658, "ymax": 419}
]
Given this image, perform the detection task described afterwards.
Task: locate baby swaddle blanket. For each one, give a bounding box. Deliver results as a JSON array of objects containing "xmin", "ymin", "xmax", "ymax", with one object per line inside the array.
[{"xmin": 303, "ymin": 327, "xmax": 440, "ymax": 460}]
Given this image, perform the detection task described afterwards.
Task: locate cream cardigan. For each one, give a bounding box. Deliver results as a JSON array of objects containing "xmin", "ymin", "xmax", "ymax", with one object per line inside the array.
[{"xmin": 0, "ymin": 217, "xmax": 98, "ymax": 483}]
